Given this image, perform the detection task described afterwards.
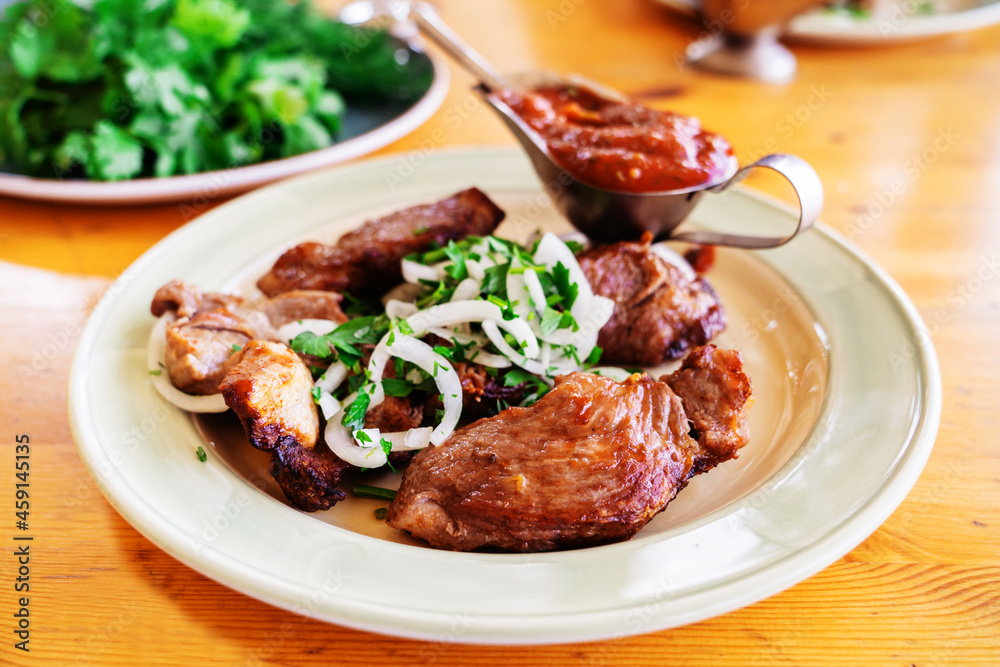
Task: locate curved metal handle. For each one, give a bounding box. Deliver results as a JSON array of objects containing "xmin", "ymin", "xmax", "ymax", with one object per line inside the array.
[
  {"xmin": 671, "ymin": 153, "xmax": 824, "ymax": 249},
  {"xmin": 409, "ymin": 2, "xmax": 508, "ymax": 91}
]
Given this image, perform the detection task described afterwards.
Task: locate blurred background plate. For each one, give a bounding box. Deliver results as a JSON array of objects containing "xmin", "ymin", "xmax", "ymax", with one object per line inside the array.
[
  {"xmin": 0, "ymin": 44, "xmax": 449, "ymax": 206},
  {"xmin": 654, "ymin": 0, "xmax": 1000, "ymax": 44}
]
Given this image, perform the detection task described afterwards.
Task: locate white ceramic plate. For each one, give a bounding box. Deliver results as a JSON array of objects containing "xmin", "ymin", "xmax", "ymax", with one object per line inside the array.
[
  {"xmin": 0, "ymin": 48, "xmax": 448, "ymax": 206},
  {"xmin": 654, "ymin": 0, "xmax": 1000, "ymax": 44},
  {"xmin": 68, "ymin": 148, "xmax": 940, "ymax": 644}
]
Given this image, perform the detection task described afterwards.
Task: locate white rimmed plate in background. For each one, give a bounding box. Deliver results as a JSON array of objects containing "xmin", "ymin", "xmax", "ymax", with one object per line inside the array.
[
  {"xmin": 0, "ymin": 48, "xmax": 448, "ymax": 206},
  {"xmin": 654, "ymin": 0, "xmax": 1000, "ymax": 44}
]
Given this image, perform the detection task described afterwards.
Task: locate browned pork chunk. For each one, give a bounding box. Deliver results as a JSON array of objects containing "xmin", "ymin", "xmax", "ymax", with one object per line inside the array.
[
  {"xmin": 219, "ymin": 341, "xmax": 350, "ymax": 511},
  {"xmin": 664, "ymin": 344, "xmax": 751, "ymax": 474},
  {"xmin": 256, "ymin": 188, "xmax": 506, "ymax": 297},
  {"xmin": 387, "ymin": 346, "xmax": 752, "ymax": 552},
  {"xmin": 151, "ymin": 280, "xmax": 348, "ymax": 395},
  {"xmin": 578, "ymin": 235, "xmax": 725, "ymax": 365}
]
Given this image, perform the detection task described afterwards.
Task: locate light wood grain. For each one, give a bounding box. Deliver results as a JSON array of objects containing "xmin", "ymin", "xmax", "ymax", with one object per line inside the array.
[{"xmin": 2, "ymin": 0, "xmax": 999, "ymax": 664}]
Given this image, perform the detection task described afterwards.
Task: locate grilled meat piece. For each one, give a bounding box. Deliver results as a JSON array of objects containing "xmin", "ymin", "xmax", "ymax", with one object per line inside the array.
[
  {"xmin": 664, "ymin": 344, "xmax": 752, "ymax": 474},
  {"xmin": 220, "ymin": 341, "xmax": 349, "ymax": 511},
  {"xmin": 388, "ymin": 346, "xmax": 751, "ymax": 552},
  {"xmin": 578, "ymin": 234, "xmax": 725, "ymax": 365},
  {"xmin": 366, "ymin": 396, "xmax": 424, "ymax": 432},
  {"xmin": 151, "ymin": 279, "xmax": 243, "ymax": 319},
  {"xmin": 164, "ymin": 310, "xmax": 258, "ymax": 395},
  {"xmin": 256, "ymin": 188, "xmax": 506, "ymax": 297},
  {"xmin": 151, "ymin": 280, "xmax": 348, "ymax": 395},
  {"xmin": 259, "ymin": 290, "xmax": 347, "ymax": 329}
]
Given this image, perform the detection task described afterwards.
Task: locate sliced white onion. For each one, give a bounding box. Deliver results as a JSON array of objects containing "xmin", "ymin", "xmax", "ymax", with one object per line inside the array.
[
  {"xmin": 147, "ymin": 314, "xmax": 229, "ymax": 413},
  {"xmin": 651, "ymin": 243, "xmax": 697, "ymax": 281},
  {"xmin": 382, "ymin": 282, "xmax": 423, "ymax": 306},
  {"xmin": 385, "ymin": 299, "xmax": 419, "ymax": 320},
  {"xmin": 466, "ymin": 259, "xmax": 486, "ymax": 282},
  {"xmin": 314, "ymin": 361, "xmax": 348, "ymax": 394},
  {"xmin": 383, "ymin": 334, "xmax": 462, "ymax": 445},
  {"xmin": 402, "ymin": 259, "xmax": 441, "ymax": 284},
  {"xmin": 427, "ymin": 327, "xmax": 487, "ymax": 346},
  {"xmin": 481, "ymin": 319, "xmax": 549, "ymax": 380},
  {"xmin": 558, "ymin": 230, "xmax": 591, "ymax": 250},
  {"xmin": 466, "ymin": 349, "xmax": 511, "ymax": 368},
  {"xmin": 450, "ymin": 277, "xmax": 481, "ymax": 302},
  {"xmin": 275, "ymin": 318, "xmax": 340, "ymax": 345},
  {"xmin": 354, "ymin": 332, "xmax": 464, "ymax": 451},
  {"xmin": 317, "ymin": 392, "xmax": 341, "ymax": 420},
  {"xmin": 379, "ymin": 426, "xmax": 433, "ymax": 451},
  {"xmin": 539, "ymin": 341, "xmax": 552, "ymax": 370},
  {"xmin": 586, "ymin": 366, "xmax": 636, "ymax": 382},
  {"xmin": 522, "ymin": 266, "xmax": 549, "ymax": 314},
  {"xmin": 533, "ymin": 232, "xmax": 594, "ymax": 323},
  {"xmin": 505, "ymin": 257, "xmax": 534, "ymax": 320},
  {"xmin": 405, "ymin": 300, "xmax": 539, "ymax": 359},
  {"xmin": 325, "ymin": 388, "xmax": 386, "ymax": 468}
]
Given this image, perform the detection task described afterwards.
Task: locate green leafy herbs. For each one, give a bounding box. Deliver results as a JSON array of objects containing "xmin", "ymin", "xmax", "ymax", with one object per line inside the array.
[
  {"xmin": 0, "ymin": 0, "xmax": 434, "ymax": 180},
  {"xmin": 382, "ymin": 377, "xmax": 415, "ymax": 398},
  {"xmin": 341, "ymin": 390, "xmax": 371, "ymax": 431},
  {"xmin": 195, "ymin": 445, "xmax": 207, "ymax": 462},
  {"xmin": 352, "ymin": 484, "xmax": 397, "ymax": 501},
  {"xmin": 290, "ymin": 315, "xmax": 388, "ymax": 368},
  {"xmin": 551, "ymin": 262, "xmax": 579, "ymax": 309},
  {"xmin": 503, "ymin": 368, "xmax": 550, "ymax": 406}
]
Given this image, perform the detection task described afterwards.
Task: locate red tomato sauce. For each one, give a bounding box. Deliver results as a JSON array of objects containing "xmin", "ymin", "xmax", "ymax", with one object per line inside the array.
[{"xmin": 498, "ymin": 86, "xmax": 737, "ymax": 193}]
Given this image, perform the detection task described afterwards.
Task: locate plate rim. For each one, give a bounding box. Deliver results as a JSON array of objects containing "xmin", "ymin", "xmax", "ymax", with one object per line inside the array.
[
  {"xmin": 67, "ymin": 146, "xmax": 941, "ymax": 644},
  {"xmin": 0, "ymin": 48, "xmax": 449, "ymax": 206},
  {"xmin": 651, "ymin": 0, "xmax": 1000, "ymax": 44}
]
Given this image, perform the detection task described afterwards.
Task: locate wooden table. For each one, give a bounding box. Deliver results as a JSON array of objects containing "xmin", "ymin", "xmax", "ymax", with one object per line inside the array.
[{"xmin": 2, "ymin": 1, "xmax": 998, "ymax": 664}]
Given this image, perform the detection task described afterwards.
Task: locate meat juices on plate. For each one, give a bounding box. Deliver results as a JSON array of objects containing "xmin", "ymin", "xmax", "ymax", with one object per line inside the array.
[{"xmin": 388, "ymin": 345, "xmax": 752, "ymax": 552}]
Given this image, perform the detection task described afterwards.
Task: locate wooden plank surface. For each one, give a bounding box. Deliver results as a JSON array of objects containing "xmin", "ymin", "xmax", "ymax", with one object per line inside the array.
[{"xmin": 2, "ymin": 0, "xmax": 999, "ymax": 664}]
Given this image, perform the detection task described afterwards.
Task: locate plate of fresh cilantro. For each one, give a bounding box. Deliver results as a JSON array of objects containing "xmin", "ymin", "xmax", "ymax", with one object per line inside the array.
[{"xmin": 0, "ymin": 0, "xmax": 448, "ymax": 204}]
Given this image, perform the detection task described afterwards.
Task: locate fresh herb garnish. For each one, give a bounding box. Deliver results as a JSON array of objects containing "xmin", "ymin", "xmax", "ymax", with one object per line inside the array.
[
  {"xmin": 196, "ymin": 446, "xmax": 207, "ymax": 462},
  {"xmin": 353, "ymin": 484, "xmax": 397, "ymax": 501},
  {"xmin": 382, "ymin": 378, "xmax": 414, "ymax": 397},
  {"xmin": 341, "ymin": 389, "xmax": 371, "ymax": 430},
  {"xmin": 290, "ymin": 315, "xmax": 388, "ymax": 367},
  {"xmin": 552, "ymin": 262, "xmax": 579, "ymax": 309},
  {"xmin": 374, "ymin": 507, "xmax": 389, "ymax": 520}
]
